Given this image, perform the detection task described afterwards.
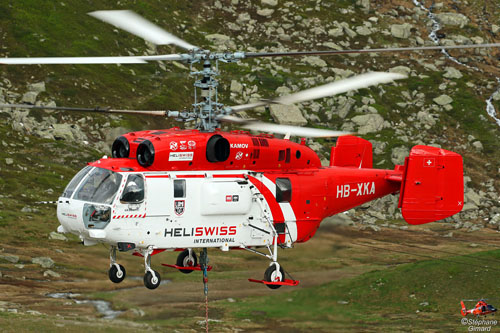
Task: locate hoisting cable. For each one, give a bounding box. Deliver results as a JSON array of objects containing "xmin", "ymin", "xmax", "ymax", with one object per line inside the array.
[{"xmin": 200, "ymin": 248, "xmax": 209, "ymax": 333}]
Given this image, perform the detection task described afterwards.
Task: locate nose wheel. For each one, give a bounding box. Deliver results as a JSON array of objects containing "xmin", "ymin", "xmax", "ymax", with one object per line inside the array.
[
  {"xmin": 109, "ymin": 246, "xmax": 126, "ymax": 283},
  {"xmin": 143, "ymin": 246, "xmax": 161, "ymax": 289}
]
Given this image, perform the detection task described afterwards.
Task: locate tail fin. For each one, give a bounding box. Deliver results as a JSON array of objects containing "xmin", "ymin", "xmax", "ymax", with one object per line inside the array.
[
  {"xmin": 330, "ymin": 135, "xmax": 372, "ymax": 168},
  {"xmin": 399, "ymin": 145, "xmax": 463, "ymax": 225},
  {"xmin": 461, "ymin": 301, "xmax": 468, "ymax": 316}
]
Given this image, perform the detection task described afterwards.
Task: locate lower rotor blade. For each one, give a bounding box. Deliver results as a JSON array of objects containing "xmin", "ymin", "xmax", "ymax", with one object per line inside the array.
[
  {"xmin": 0, "ymin": 104, "xmax": 168, "ymax": 116},
  {"xmin": 0, "ymin": 54, "xmax": 183, "ymax": 65},
  {"xmin": 245, "ymin": 43, "xmax": 500, "ymax": 58},
  {"xmin": 219, "ymin": 115, "xmax": 350, "ymax": 138}
]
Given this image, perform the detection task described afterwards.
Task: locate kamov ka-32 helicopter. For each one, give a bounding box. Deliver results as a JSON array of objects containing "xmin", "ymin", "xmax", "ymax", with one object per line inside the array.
[{"xmin": 3, "ymin": 10, "xmax": 496, "ymax": 290}]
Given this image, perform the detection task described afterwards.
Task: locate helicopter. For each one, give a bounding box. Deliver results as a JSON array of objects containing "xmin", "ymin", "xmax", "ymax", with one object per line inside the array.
[
  {"xmin": 461, "ymin": 299, "xmax": 497, "ymax": 317},
  {"xmin": 4, "ymin": 9, "xmax": 498, "ymax": 290}
]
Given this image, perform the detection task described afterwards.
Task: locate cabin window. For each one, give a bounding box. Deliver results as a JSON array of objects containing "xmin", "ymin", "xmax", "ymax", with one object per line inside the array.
[
  {"xmin": 174, "ymin": 179, "xmax": 186, "ymax": 198},
  {"xmin": 276, "ymin": 178, "xmax": 292, "ymax": 203},
  {"xmin": 278, "ymin": 150, "xmax": 285, "ymax": 161},
  {"xmin": 120, "ymin": 174, "xmax": 145, "ymax": 204}
]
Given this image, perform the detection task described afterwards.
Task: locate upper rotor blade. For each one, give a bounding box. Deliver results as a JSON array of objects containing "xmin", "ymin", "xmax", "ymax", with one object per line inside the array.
[
  {"xmin": 89, "ymin": 10, "xmax": 197, "ymax": 50},
  {"xmin": 229, "ymin": 72, "xmax": 405, "ymax": 113},
  {"xmin": 219, "ymin": 115, "xmax": 350, "ymax": 138},
  {"xmin": 0, "ymin": 103, "xmax": 168, "ymax": 116},
  {"xmin": 245, "ymin": 43, "xmax": 500, "ymax": 58},
  {"xmin": 0, "ymin": 54, "xmax": 183, "ymax": 65}
]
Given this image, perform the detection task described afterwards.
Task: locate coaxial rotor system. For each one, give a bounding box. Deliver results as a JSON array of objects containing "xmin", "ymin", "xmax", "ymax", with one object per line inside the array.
[{"xmin": 1, "ymin": 10, "xmax": 499, "ymax": 137}]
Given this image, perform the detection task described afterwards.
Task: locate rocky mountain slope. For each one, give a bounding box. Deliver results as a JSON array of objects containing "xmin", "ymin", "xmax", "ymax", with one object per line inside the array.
[{"xmin": 0, "ymin": 0, "xmax": 499, "ymax": 240}]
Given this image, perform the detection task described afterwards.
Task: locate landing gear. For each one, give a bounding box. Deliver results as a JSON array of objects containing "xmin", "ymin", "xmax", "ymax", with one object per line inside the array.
[
  {"xmin": 109, "ymin": 264, "xmax": 126, "ymax": 283},
  {"xmin": 176, "ymin": 249, "xmax": 198, "ymax": 274},
  {"xmin": 264, "ymin": 263, "xmax": 285, "ymax": 289},
  {"xmin": 143, "ymin": 246, "xmax": 161, "ymax": 289},
  {"xmin": 109, "ymin": 246, "xmax": 126, "ymax": 283}
]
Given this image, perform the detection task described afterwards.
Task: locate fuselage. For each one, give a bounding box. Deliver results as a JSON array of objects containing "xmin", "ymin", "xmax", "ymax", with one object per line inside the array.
[{"xmin": 56, "ymin": 128, "xmax": 402, "ymax": 251}]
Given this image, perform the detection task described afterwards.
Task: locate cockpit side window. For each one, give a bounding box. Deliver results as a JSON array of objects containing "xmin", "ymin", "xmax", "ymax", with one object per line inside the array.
[
  {"xmin": 62, "ymin": 166, "xmax": 92, "ymax": 198},
  {"xmin": 174, "ymin": 179, "xmax": 186, "ymax": 198},
  {"xmin": 120, "ymin": 174, "xmax": 145, "ymax": 204}
]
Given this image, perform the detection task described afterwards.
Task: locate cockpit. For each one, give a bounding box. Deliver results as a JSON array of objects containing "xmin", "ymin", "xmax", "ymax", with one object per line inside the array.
[{"xmin": 58, "ymin": 166, "xmax": 145, "ymax": 233}]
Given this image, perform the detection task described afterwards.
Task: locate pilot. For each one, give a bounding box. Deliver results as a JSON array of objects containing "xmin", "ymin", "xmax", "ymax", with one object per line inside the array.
[{"xmin": 121, "ymin": 178, "xmax": 144, "ymax": 203}]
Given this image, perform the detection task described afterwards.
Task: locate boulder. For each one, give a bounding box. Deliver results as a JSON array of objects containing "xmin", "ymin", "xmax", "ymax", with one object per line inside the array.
[
  {"xmin": 5, "ymin": 158, "xmax": 13, "ymax": 165},
  {"xmin": 256, "ymin": 8, "xmax": 274, "ymax": 17},
  {"xmin": 391, "ymin": 23, "xmax": 412, "ymax": 39},
  {"xmin": 433, "ymin": 95, "xmax": 453, "ymax": 106},
  {"xmin": 21, "ymin": 91, "xmax": 38, "ymax": 104},
  {"xmin": 43, "ymin": 270, "xmax": 61, "ymax": 278},
  {"xmin": 328, "ymin": 28, "xmax": 344, "ymax": 37},
  {"xmin": 0, "ymin": 255, "xmax": 19, "ymax": 264},
  {"xmin": 230, "ymin": 80, "xmax": 244, "ymax": 94},
  {"xmin": 303, "ymin": 56, "xmax": 327, "ymax": 67},
  {"xmin": 443, "ymin": 67, "xmax": 463, "ymax": 79},
  {"xmin": 27, "ymin": 82, "xmax": 45, "ymax": 93},
  {"xmin": 32, "ymin": 257, "xmax": 54, "ymax": 268},
  {"xmin": 389, "ymin": 66, "xmax": 411, "ymax": 76},
  {"xmin": 493, "ymin": 25, "xmax": 500, "ymax": 34},
  {"xmin": 356, "ymin": 25, "xmax": 372, "ymax": 36},
  {"xmin": 205, "ymin": 34, "xmax": 235, "ymax": 50},
  {"xmin": 261, "ymin": 0, "xmax": 278, "ymax": 6},
  {"xmin": 49, "ymin": 232, "xmax": 67, "ymax": 241},
  {"xmin": 391, "ymin": 146, "xmax": 409, "ymax": 165},
  {"xmin": 435, "ymin": 13, "xmax": 469, "ymax": 28},
  {"xmin": 472, "ymin": 141, "xmax": 483, "ymax": 151},
  {"xmin": 269, "ymin": 104, "xmax": 307, "ymax": 126},
  {"xmin": 351, "ymin": 114, "xmax": 386, "ymax": 134},
  {"xmin": 417, "ymin": 111, "xmax": 436, "ymax": 127}
]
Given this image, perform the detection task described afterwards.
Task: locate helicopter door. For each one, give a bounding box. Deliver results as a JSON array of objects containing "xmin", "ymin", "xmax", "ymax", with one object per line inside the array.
[{"xmin": 144, "ymin": 175, "xmax": 171, "ymax": 217}]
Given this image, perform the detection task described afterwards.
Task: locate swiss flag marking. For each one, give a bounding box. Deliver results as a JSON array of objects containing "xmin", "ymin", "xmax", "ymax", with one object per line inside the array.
[
  {"xmin": 226, "ymin": 195, "xmax": 233, "ymax": 202},
  {"xmin": 423, "ymin": 158, "xmax": 435, "ymax": 167}
]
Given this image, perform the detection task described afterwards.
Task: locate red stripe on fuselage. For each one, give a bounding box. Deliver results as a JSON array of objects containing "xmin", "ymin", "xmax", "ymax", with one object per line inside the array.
[{"xmin": 247, "ymin": 175, "xmax": 284, "ymax": 222}]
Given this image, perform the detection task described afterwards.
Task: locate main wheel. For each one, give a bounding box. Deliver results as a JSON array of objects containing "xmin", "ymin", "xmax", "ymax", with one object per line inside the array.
[
  {"xmin": 144, "ymin": 270, "xmax": 161, "ymax": 289},
  {"xmin": 264, "ymin": 264, "xmax": 285, "ymax": 290},
  {"xmin": 108, "ymin": 264, "xmax": 126, "ymax": 283},
  {"xmin": 176, "ymin": 249, "xmax": 198, "ymax": 274}
]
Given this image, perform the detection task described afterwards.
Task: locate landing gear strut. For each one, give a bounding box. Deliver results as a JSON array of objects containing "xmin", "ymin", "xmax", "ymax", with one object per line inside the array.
[
  {"xmin": 108, "ymin": 245, "xmax": 126, "ymax": 283},
  {"xmin": 143, "ymin": 246, "xmax": 161, "ymax": 289}
]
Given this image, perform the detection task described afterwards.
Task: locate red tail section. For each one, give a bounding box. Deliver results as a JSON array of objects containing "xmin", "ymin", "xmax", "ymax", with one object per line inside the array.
[
  {"xmin": 461, "ymin": 301, "xmax": 468, "ymax": 316},
  {"xmin": 399, "ymin": 145, "xmax": 463, "ymax": 225},
  {"xmin": 330, "ymin": 135, "xmax": 372, "ymax": 168}
]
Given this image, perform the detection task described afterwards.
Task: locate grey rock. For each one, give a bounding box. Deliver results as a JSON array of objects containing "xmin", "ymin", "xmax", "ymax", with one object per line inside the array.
[
  {"xmin": 493, "ymin": 25, "xmax": 500, "ymax": 34},
  {"xmin": 323, "ymin": 42, "xmax": 342, "ymax": 50},
  {"xmin": 435, "ymin": 13, "xmax": 469, "ymax": 28},
  {"xmin": 417, "ymin": 111, "xmax": 436, "ymax": 127},
  {"xmin": 230, "ymin": 80, "xmax": 244, "ymax": 94},
  {"xmin": 472, "ymin": 141, "xmax": 483, "ymax": 151},
  {"xmin": 443, "ymin": 67, "xmax": 463, "ymax": 79},
  {"xmin": 21, "ymin": 91, "xmax": 38, "ymax": 104},
  {"xmin": 389, "ymin": 66, "xmax": 411, "ymax": 76},
  {"xmin": 269, "ymin": 104, "xmax": 307, "ymax": 126},
  {"xmin": 356, "ymin": 25, "xmax": 372, "ymax": 36},
  {"xmin": 21, "ymin": 206, "xmax": 33, "ymax": 213},
  {"xmin": 391, "ymin": 146, "xmax": 409, "ymax": 165},
  {"xmin": 356, "ymin": 0, "xmax": 370, "ymax": 12},
  {"xmin": 4, "ymin": 158, "xmax": 13, "ymax": 165},
  {"xmin": 27, "ymin": 82, "xmax": 45, "ymax": 93},
  {"xmin": 328, "ymin": 27, "xmax": 344, "ymax": 37},
  {"xmin": 0, "ymin": 255, "xmax": 19, "ymax": 264},
  {"xmin": 26, "ymin": 310, "xmax": 42, "ymax": 316},
  {"xmin": 49, "ymin": 232, "xmax": 67, "ymax": 241},
  {"xmin": 261, "ymin": 0, "xmax": 278, "ymax": 6},
  {"xmin": 303, "ymin": 56, "xmax": 327, "ymax": 67},
  {"xmin": 256, "ymin": 8, "xmax": 274, "ymax": 17},
  {"xmin": 351, "ymin": 114, "xmax": 386, "ymax": 134},
  {"xmin": 391, "ymin": 23, "xmax": 412, "ymax": 39},
  {"xmin": 465, "ymin": 189, "xmax": 481, "ymax": 206},
  {"xmin": 205, "ymin": 34, "xmax": 235, "ymax": 50},
  {"xmin": 32, "ymin": 257, "xmax": 54, "ymax": 268},
  {"xmin": 43, "ymin": 270, "xmax": 61, "ymax": 278},
  {"xmin": 433, "ymin": 95, "xmax": 453, "ymax": 106}
]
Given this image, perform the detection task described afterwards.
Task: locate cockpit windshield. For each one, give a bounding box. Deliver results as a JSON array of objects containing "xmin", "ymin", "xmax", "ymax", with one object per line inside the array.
[
  {"xmin": 62, "ymin": 166, "xmax": 92, "ymax": 198},
  {"xmin": 74, "ymin": 167, "xmax": 123, "ymax": 205}
]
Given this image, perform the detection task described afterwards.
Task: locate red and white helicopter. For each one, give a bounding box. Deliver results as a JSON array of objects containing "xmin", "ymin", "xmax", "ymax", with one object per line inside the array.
[
  {"xmin": 461, "ymin": 299, "xmax": 497, "ymax": 317},
  {"xmin": 3, "ymin": 10, "xmax": 489, "ymax": 290}
]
